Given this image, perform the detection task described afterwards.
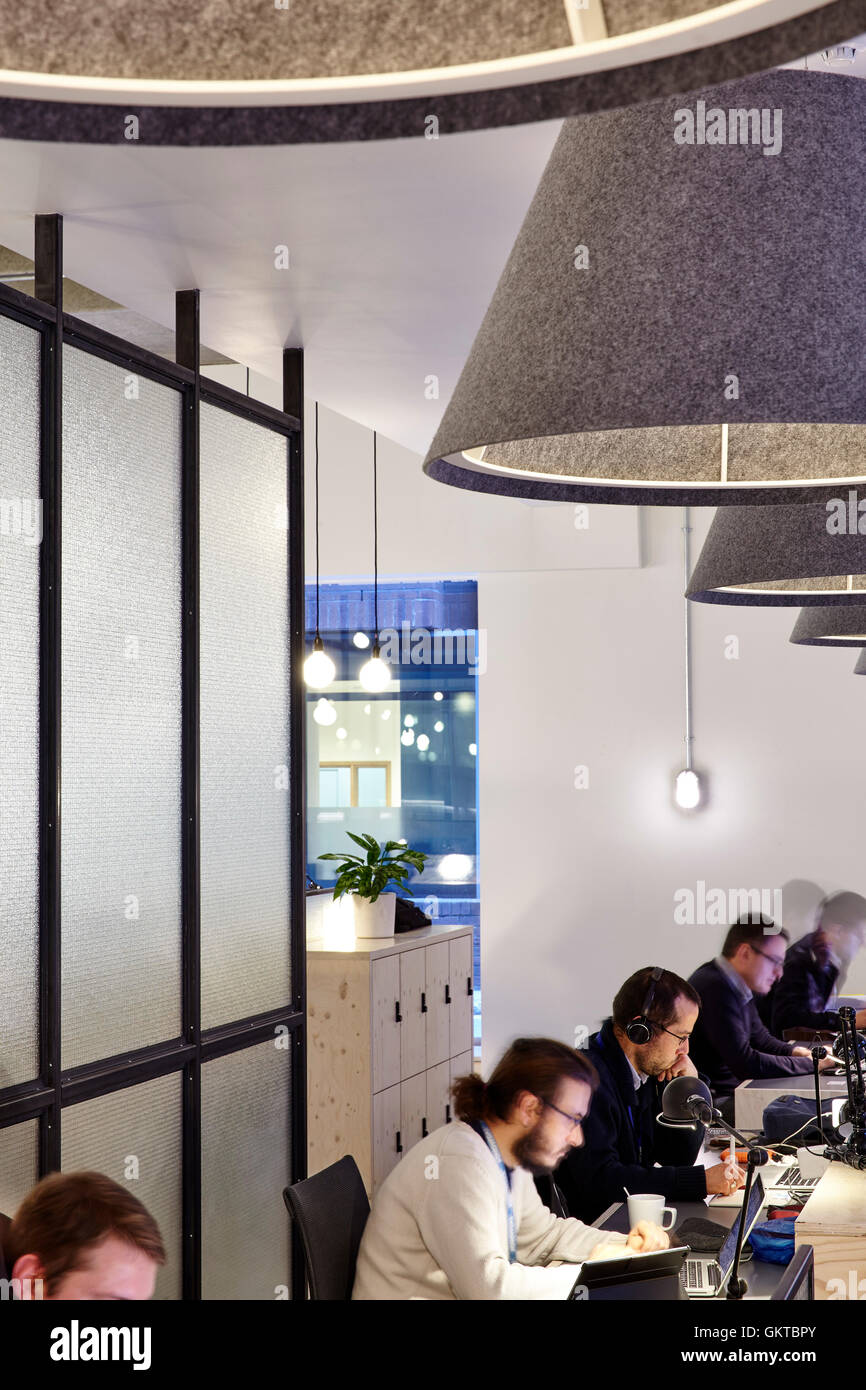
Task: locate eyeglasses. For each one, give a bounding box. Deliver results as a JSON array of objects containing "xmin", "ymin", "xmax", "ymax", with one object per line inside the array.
[
  {"xmin": 749, "ymin": 943, "xmax": 785, "ymax": 971},
  {"xmin": 648, "ymin": 1021, "xmax": 693, "ymax": 1045},
  {"xmin": 540, "ymin": 1099, "xmax": 585, "ymax": 1132}
]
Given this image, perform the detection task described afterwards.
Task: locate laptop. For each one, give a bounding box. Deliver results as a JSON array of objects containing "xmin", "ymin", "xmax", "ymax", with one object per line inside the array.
[
  {"xmin": 684, "ymin": 1172, "xmax": 765, "ymax": 1298},
  {"xmin": 571, "ymin": 1245, "xmax": 690, "ymax": 1300},
  {"xmin": 763, "ymin": 1161, "xmax": 823, "ymax": 1198},
  {"xmin": 710, "ymin": 1155, "xmax": 822, "ymax": 1207}
]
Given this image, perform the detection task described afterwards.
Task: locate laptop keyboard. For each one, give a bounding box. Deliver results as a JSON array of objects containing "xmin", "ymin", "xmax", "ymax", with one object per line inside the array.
[
  {"xmin": 685, "ymin": 1260, "xmax": 720, "ymax": 1292},
  {"xmin": 772, "ymin": 1165, "xmax": 820, "ymax": 1189}
]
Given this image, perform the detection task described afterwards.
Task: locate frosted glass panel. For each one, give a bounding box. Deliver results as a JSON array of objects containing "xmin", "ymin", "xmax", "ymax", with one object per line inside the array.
[
  {"xmin": 201, "ymin": 1039, "xmax": 291, "ymax": 1300},
  {"xmin": 0, "ymin": 315, "xmax": 40, "ymax": 1088},
  {"xmin": 61, "ymin": 348, "xmax": 182, "ymax": 1068},
  {"xmin": 0, "ymin": 1120, "xmax": 39, "ymax": 1218},
  {"xmin": 62, "ymin": 1072, "xmax": 182, "ymax": 1300},
  {"xmin": 200, "ymin": 406, "xmax": 291, "ymax": 1028}
]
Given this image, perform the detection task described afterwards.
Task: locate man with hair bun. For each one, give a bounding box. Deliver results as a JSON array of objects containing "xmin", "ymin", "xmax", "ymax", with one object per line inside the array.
[{"xmin": 352, "ymin": 1036, "xmax": 669, "ymax": 1300}]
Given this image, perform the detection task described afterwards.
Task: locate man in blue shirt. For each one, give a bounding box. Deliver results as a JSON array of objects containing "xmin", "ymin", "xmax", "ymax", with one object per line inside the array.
[{"xmin": 689, "ymin": 916, "xmax": 838, "ymax": 1120}]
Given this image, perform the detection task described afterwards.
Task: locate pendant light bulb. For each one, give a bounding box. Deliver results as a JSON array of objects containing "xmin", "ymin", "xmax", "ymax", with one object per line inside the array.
[
  {"xmin": 304, "ymin": 635, "xmax": 336, "ymax": 690},
  {"xmin": 674, "ymin": 768, "xmax": 703, "ymax": 811},
  {"xmin": 312, "ymin": 697, "xmax": 337, "ymax": 726},
  {"xmin": 359, "ymin": 642, "xmax": 391, "ymax": 692}
]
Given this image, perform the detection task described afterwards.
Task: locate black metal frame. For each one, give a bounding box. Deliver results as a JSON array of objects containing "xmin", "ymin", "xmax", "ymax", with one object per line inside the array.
[{"xmin": 0, "ymin": 221, "xmax": 306, "ymax": 1302}]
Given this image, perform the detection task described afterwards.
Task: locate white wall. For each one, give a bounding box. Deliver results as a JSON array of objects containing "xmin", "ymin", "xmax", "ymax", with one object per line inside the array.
[
  {"xmin": 206, "ymin": 376, "xmax": 866, "ymax": 1062},
  {"xmin": 478, "ymin": 508, "xmax": 866, "ymax": 1064}
]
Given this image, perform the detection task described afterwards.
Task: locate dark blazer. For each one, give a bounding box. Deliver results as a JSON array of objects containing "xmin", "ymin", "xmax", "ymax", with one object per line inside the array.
[
  {"xmin": 688, "ymin": 959, "xmax": 814, "ymax": 1100},
  {"xmin": 771, "ymin": 931, "xmax": 841, "ymax": 1035},
  {"xmin": 551, "ymin": 1018, "xmax": 708, "ymax": 1224}
]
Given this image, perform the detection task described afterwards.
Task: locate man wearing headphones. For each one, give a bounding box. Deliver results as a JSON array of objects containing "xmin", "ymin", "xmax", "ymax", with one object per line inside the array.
[{"xmin": 551, "ymin": 967, "xmax": 745, "ymax": 1224}]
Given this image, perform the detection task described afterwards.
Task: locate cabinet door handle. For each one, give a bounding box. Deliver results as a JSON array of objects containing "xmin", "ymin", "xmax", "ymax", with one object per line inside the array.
[
  {"xmin": 466, "ymin": 976, "xmax": 472, "ymax": 996},
  {"xmin": 396, "ymin": 1131, "xmax": 403, "ymax": 1154},
  {"xmin": 421, "ymin": 992, "xmax": 427, "ymax": 1014},
  {"xmin": 445, "ymin": 984, "xmax": 451, "ymax": 1004},
  {"xmin": 446, "ymin": 1103, "xmax": 452, "ymax": 1124},
  {"xmin": 422, "ymin": 1117, "xmax": 428, "ymax": 1138},
  {"xmin": 395, "ymin": 1000, "xmax": 402, "ymax": 1023}
]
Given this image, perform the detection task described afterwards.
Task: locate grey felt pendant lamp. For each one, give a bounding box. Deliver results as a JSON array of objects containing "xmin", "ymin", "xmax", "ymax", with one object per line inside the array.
[
  {"xmin": 790, "ymin": 606, "xmax": 866, "ymax": 646},
  {"xmin": 425, "ymin": 70, "xmax": 866, "ymax": 505},
  {"xmin": 855, "ymin": 650, "xmax": 866, "ymax": 673},
  {"xmin": 687, "ymin": 500, "xmax": 866, "ymax": 604},
  {"xmin": 2, "ymin": 2, "xmax": 865, "ymax": 144}
]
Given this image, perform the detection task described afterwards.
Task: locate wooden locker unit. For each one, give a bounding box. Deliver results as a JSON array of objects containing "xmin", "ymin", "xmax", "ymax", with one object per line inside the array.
[{"xmin": 307, "ymin": 922, "xmax": 476, "ymax": 1194}]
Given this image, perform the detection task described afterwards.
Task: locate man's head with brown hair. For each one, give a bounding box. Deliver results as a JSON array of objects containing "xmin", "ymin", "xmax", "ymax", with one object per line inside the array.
[
  {"xmin": 452, "ymin": 1037, "xmax": 599, "ymax": 1176},
  {"xmin": 7, "ymin": 1171, "xmax": 166, "ymax": 1300}
]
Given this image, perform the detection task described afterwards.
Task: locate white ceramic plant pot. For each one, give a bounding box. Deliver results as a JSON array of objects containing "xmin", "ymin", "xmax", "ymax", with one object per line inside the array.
[{"xmin": 352, "ymin": 892, "xmax": 396, "ymax": 939}]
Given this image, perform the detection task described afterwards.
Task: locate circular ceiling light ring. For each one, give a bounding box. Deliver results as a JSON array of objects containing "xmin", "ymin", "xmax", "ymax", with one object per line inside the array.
[{"xmin": 0, "ymin": 3, "xmax": 865, "ymax": 142}]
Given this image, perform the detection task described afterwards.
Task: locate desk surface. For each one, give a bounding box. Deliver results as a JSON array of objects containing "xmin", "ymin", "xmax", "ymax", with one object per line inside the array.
[
  {"xmin": 734, "ymin": 1071, "xmax": 852, "ymax": 1132},
  {"xmin": 594, "ymin": 1196, "xmax": 788, "ymax": 1300}
]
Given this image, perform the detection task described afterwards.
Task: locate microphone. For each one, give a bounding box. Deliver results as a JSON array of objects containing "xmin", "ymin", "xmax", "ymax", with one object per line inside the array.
[
  {"xmin": 659, "ymin": 1076, "xmax": 770, "ymax": 1299},
  {"xmin": 658, "ymin": 1075, "xmax": 714, "ymax": 1128}
]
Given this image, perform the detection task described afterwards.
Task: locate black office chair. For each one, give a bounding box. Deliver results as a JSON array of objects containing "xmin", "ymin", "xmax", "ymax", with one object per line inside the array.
[{"xmin": 283, "ymin": 1156, "xmax": 370, "ymax": 1300}]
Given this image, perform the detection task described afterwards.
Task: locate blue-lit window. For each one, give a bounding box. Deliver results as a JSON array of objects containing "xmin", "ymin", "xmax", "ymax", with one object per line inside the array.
[{"xmin": 305, "ymin": 580, "xmax": 480, "ymax": 1052}]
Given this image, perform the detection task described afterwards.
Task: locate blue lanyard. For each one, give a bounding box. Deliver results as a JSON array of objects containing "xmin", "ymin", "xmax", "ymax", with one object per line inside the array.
[{"xmin": 478, "ymin": 1121, "xmax": 517, "ymax": 1264}]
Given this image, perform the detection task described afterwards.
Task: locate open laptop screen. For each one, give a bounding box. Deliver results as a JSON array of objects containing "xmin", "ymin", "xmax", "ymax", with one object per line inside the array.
[{"xmin": 718, "ymin": 1172, "xmax": 764, "ymax": 1277}]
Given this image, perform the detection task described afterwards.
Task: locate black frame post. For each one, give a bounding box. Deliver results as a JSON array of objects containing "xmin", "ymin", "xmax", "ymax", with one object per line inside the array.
[
  {"xmin": 36, "ymin": 214, "xmax": 63, "ymax": 1174},
  {"xmin": 283, "ymin": 347, "xmax": 307, "ymax": 1299},
  {"xmin": 176, "ymin": 289, "xmax": 202, "ymax": 1301},
  {"xmin": 0, "ymin": 253, "xmax": 305, "ymax": 1303}
]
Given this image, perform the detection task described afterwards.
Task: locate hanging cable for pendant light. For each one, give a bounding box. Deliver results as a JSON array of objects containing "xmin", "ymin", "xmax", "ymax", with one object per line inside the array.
[
  {"xmin": 303, "ymin": 401, "xmax": 336, "ymax": 690},
  {"xmin": 674, "ymin": 505, "xmax": 705, "ymax": 810},
  {"xmin": 360, "ymin": 429, "xmax": 391, "ymax": 693}
]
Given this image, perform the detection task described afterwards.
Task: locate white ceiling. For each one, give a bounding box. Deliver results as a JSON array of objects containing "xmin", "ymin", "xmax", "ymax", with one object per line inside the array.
[{"xmin": 0, "ymin": 120, "xmax": 561, "ymax": 455}]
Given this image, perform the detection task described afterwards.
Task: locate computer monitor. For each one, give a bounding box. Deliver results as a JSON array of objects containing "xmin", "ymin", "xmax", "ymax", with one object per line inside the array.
[{"xmin": 771, "ymin": 1245, "xmax": 814, "ymax": 1301}]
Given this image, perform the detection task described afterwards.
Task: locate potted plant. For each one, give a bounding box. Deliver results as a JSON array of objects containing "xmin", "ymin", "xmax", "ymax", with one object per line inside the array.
[{"xmin": 318, "ymin": 833, "xmax": 428, "ymax": 938}]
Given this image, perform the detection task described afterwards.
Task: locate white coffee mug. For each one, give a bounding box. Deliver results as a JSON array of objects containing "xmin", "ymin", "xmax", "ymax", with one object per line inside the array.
[{"xmin": 626, "ymin": 1193, "xmax": 677, "ymax": 1230}]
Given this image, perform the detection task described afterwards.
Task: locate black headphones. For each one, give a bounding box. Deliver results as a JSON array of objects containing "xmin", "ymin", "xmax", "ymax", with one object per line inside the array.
[{"xmin": 625, "ymin": 967, "xmax": 664, "ymax": 1045}]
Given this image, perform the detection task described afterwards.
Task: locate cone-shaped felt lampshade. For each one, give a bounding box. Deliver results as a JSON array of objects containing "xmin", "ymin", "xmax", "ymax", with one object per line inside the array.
[
  {"xmin": 425, "ymin": 71, "xmax": 866, "ymax": 505},
  {"xmin": 1, "ymin": 2, "xmax": 864, "ymax": 143},
  {"xmin": 687, "ymin": 499, "xmax": 866, "ymax": 604},
  {"xmin": 855, "ymin": 650, "xmax": 866, "ymax": 674},
  {"xmin": 790, "ymin": 606, "xmax": 866, "ymax": 646}
]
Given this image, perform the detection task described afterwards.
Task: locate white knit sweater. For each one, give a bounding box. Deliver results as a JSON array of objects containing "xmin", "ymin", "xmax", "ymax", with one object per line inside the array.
[{"xmin": 352, "ymin": 1120, "xmax": 626, "ymax": 1300}]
